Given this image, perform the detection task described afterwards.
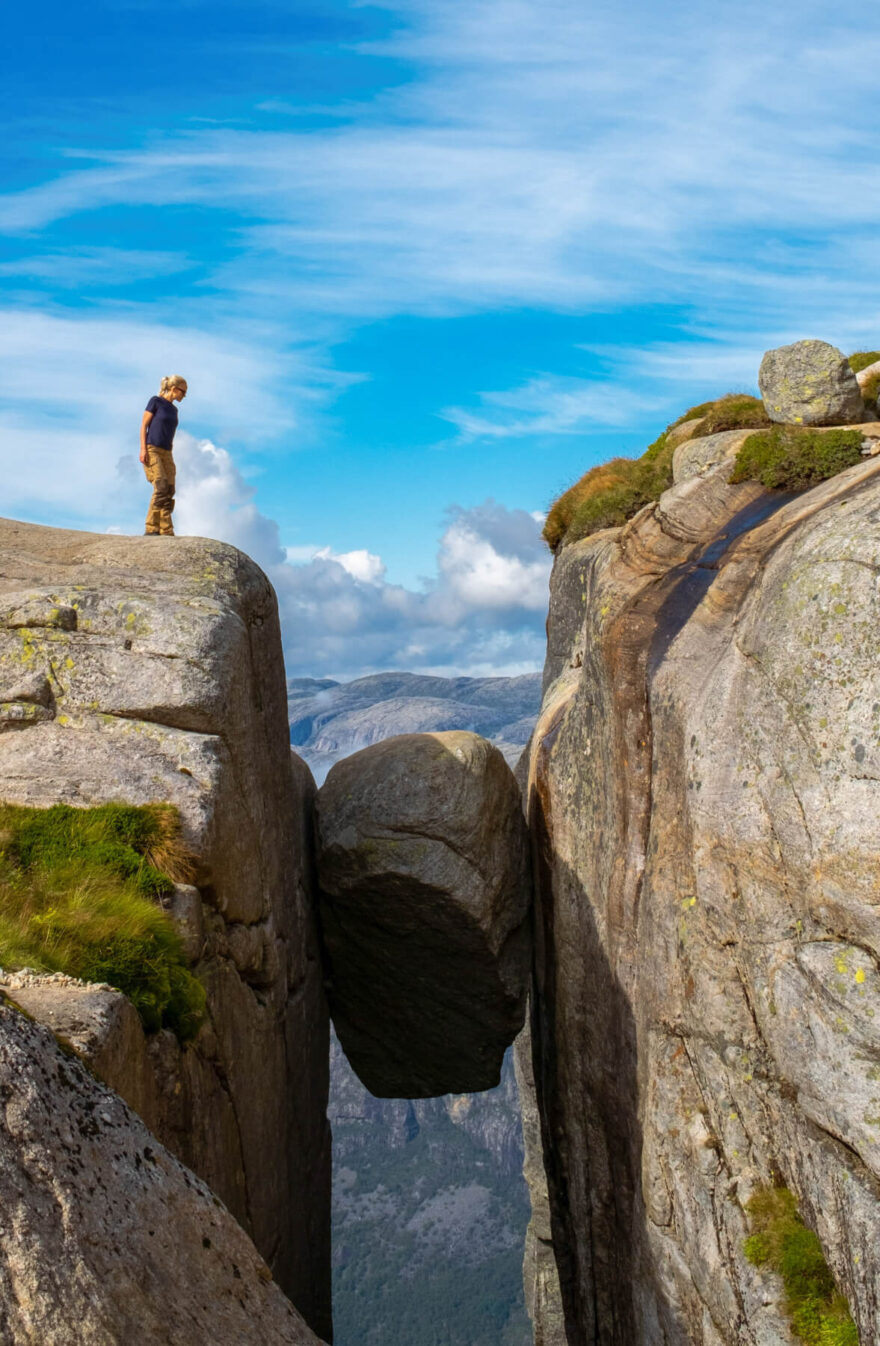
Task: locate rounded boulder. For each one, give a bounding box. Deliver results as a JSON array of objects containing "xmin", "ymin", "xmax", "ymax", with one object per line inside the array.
[
  {"xmin": 316, "ymin": 731, "xmax": 532, "ymax": 1098},
  {"xmin": 758, "ymin": 339, "xmax": 865, "ymax": 426}
]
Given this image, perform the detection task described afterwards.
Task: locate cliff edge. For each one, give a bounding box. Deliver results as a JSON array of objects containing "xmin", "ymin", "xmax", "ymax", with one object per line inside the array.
[
  {"xmin": 0, "ymin": 519, "xmax": 330, "ymax": 1337},
  {"xmin": 525, "ymin": 421, "xmax": 880, "ymax": 1342}
]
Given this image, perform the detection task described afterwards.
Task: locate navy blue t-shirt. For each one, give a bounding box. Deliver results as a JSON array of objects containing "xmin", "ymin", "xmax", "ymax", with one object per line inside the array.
[{"xmin": 145, "ymin": 395, "xmax": 179, "ymax": 449}]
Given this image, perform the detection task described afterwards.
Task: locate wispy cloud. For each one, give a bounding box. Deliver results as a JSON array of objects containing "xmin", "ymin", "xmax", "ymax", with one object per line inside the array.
[
  {"xmin": 0, "ymin": 248, "xmax": 193, "ymax": 287},
  {"xmin": 2, "ymin": 0, "xmax": 879, "ymax": 327}
]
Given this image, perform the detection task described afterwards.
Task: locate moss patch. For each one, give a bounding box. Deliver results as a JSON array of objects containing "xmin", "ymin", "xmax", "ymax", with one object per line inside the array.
[
  {"xmin": 0, "ymin": 803, "xmax": 205, "ymax": 1040},
  {"xmin": 847, "ymin": 351, "xmax": 880, "ymax": 375},
  {"xmin": 744, "ymin": 1187, "xmax": 858, "ymax": 1345},
  {"xmin": 697, "ymin": 393, "xmax": 771, "ymax": 434},
  {"xmin": 670, "ymin": 401, "xmax": 716, "ymax": 428},
  {"xmin": 543, "ymin": 391, "xmax": 772, "ymax": 552},
  {"xmin": 542, "ymin": 431, "xmax": 676, "ymax": 551},
  {"xmin": 729, "ymin": 426, "xmax": 863, "ymax": 492}
]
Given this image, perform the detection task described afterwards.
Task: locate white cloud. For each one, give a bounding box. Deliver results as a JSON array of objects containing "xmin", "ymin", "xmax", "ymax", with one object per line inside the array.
[
  {"xmin": 312, "ymin": 546, "xmax": 387, "ymax": 585},
  {"xmin": 0, "ymin": 248, "xmax": 192, "ymax": 287},
  {"xmin": 442, "ymin": 374, "xmax": 659, "ymax": 440},
  {"xmin": 269, "ymin": 497, "xmax": 551, "ymax": 677},
  {"xmin": 173, "ymin": 435, "xmax": 286, "ymax": 570},
  {"xmin": 114, "ymin": 427, "xmax": 551, "ymax": 678},
  {"xmin": 437, "ymin": 501, "xmax": 549, "ymax": 610}
]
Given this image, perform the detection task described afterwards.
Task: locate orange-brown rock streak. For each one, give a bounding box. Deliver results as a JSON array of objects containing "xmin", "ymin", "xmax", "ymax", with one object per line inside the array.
[{"xmin": 526, "ymin": 449, "xmax": 880, "ymax": 1345}]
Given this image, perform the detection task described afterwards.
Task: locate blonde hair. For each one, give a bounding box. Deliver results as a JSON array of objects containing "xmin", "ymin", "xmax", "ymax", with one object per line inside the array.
[{"xmin": 159, "ymin": 375, "xmax": 188, "ymax": 396}]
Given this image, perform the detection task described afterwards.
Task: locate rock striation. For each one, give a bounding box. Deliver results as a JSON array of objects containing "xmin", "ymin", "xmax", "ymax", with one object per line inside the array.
[
  {"xmin": 525, "ymin": 433, "xmax": 880, "ymax": 1343},
  {"xmin": 758, "ymin": 338, "xmax": 865, "ymax": 425},
  {"xmin": 316, "ymin": 730, "xmax": 532, "ymax": 1097},
  {"xmin": 0, "ymin": 999, "xmax": 325, "ymax": 1346},
  {"xmin": 0, "ymin": 518, "xmax": 330, "ymax": 1337}
]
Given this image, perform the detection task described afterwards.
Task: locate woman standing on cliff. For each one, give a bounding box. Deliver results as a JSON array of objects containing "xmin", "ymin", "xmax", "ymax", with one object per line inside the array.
[{"xmin": 140, "ymin": 375, "xmax": 187, "ymax": 536}]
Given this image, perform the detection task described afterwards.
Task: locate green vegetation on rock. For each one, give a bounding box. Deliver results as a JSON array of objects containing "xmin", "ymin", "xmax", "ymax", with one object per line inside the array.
[
  {"xmin": 0, "ymin": 802, "xmax": 205, "ymax": 1040},
  {"xmin": 696, "ymin": 392, "xmax": 771, "ymax": 434},
  {"xmin": 846, "ymin": 351, "xmax": 880, "ymax": 375},
  {"xmin": 542, "ymin": 430, "xmax": 675, "ymax": 551},
  {"xmin": 729, "ymin": 426, "xmax": 863, "ymax": 492},
  {"xmin": 744, "ymin": 1187, "xmax": 859, "ymax": 1345},
  {"xmin": 543, "ymin": 391, "xmax": 771, "ymax": 552},
  {"xmin": 847, "ymin": 352, "xmax": 880, "ymax": 411}
]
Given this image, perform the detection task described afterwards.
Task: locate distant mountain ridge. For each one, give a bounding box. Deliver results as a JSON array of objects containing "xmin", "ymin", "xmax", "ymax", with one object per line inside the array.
[{"xmin": 288, "ymin": 670, "xmax": 541, "ymax": 783}]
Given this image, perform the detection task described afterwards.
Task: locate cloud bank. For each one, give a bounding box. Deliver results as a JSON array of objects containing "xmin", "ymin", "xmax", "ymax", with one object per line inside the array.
[{"xmin": 173, "ymin": 433, "xmax": 550, "ymax": 678}]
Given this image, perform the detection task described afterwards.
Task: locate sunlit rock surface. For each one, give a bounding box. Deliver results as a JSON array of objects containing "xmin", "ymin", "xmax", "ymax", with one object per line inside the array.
[
  {"xmin": 0, "ymin": 518, "xmax": 330, "ymax": 1336},
  {"xmin": 525, "ymin": 451, "xmax": 880, "ymax": 1343},
  {"xmin": 758, "ymin": 338, "xmax": 865, "ymax": 425},
  {"xmin": 0, "ymin": 1001, "xmax": 325, "ymax": 1346}
]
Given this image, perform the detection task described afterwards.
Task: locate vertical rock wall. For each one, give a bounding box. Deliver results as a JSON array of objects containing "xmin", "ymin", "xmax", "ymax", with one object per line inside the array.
[
  {"xmin": 524, "ymin": 453, "xmax": 880, "ymax": 1343},
  {"xmin": 0, "ymin": 519, "xmax": 330, "ymax": 1337}
]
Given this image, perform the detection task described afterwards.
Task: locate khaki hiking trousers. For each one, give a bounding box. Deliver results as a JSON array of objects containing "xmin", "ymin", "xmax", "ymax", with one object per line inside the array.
[{"xmin": 143, "ymin": 446, "xmax": 176, "ymax": 535}]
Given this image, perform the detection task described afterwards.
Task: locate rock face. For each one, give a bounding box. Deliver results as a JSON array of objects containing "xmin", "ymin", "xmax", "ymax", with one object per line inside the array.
[
  {"xmin": 525, "ymin": 447, "xmax": 880, "ymax": 1343},
  {"xmin": 0, "ymin": 1000, "xmax": 325, "ymax": 1346},
  {"xmin": 514, "ymin": 1020, "xmax": 567, "ymax": 1346},
  {"xmin": 316, "ymin": 731, "xmax": 532, "ymax": 1097},
  {"xmin": 758, "ymin": 338, "xmax": 865, "ymax": 425},
  {"xmin": 0, "ymin": 519, "xmax": 330, "ymax": 1337}
]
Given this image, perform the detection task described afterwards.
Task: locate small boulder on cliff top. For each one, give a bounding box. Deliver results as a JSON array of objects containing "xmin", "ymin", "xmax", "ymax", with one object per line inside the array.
[
  {"xmin": 758, "ymin": 339, "xmax": 865, "ymax": 425},
  {"xmin": 316, "ymin": 731, "xmax": 531, "ymax": 1098}
]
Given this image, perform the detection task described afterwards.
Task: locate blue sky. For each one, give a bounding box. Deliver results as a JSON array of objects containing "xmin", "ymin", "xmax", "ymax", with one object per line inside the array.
[{"xmin": 3, "ymin": 0, "xmax": 879, "ymax": 676}]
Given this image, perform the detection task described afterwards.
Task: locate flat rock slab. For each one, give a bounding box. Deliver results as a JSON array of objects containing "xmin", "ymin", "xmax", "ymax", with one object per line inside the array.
[
  {"xmin": 759, "ymin": 338, "xmax": 865, "ymax": 425},
  {"xmin": 0, "ymin": 1000, "xmax": 324, "ymax": 1346},
  {"xmin": 316, "ymin": 732, "xmax": 531, "ymax": 1098}
]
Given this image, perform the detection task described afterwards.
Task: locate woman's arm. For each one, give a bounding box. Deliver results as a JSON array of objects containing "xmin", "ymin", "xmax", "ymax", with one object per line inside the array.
[{"xmin": 140, "ymin": 410, "xmax": 153, "ymax": 464}]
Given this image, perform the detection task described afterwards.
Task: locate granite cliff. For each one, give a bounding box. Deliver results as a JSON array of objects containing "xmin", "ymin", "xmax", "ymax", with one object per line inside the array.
[
  {"xmin": 522, "ymin": 351, "xmax": 880, "ymax": 1344},
  {"xmin": 0, "ymin": 520, "xmax": 331, "ymax": 1339}
]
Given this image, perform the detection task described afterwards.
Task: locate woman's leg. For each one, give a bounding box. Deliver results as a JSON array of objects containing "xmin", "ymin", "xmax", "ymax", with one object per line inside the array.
[
  {"xmin": 143, "ymin": 448, "xmax": 176, "ymax": 536},
  {"xmin": 160, "ymin": 451, "xmax": 177, "ymax": 536},
  {"xmin": 143, "ymin": 450, "xmax": 162, "ymax": 534}
]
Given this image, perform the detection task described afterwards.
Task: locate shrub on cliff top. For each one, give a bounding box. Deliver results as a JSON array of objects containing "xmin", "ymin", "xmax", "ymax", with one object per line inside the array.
[
  {"xmin": 847, "ymin": 352, "xmax": 880, "ymax": 412},
  {"xmin": 744, "ymin": 1187, "xmax": 858, "ymax": 1345},
  {"xmin": 0, "ymin": 802, "xmax": 205, "ymax": 1040},
  {"xmin": 729, "ymin": 426, "xmax": 863, "ymax": 492},
  {"xmin": 542, "ymin": 431, "xmax": 675, "ymax": 551},
  {"xmin": 846, "ymin": 350, "xmax": 880, "ymax": 374},
  {"xmin": 697, "ymin": 392, "xmax": 771, "ymax": 434},
  {"xmin": 543, "ymin": 390, "xmax": 774, "ymax": 553}
]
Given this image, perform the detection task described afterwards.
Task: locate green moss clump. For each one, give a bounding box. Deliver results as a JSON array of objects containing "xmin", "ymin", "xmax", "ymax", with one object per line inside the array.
[
  {"xmin": 847, "ymin": 351, "xmax": 880, "ymax": 375},
  {"xmin": 698, "ymin": 393, "xmax": 771, "ymax": 434},
  {"xmin": 729, "ymin": 426, "xmax": 863, "ymax": 492},
  {"xmin": 542, "ymin": 431, "xmax": 676, "ymax": 551},
  {"xmin": 744, "ymin": 1187, "xmax": 859, "ymax": 1345},
  {"xmin": 0, "ymin": 803, "xmax": 205, "ymax": 1041},
  {"xmin": 670, "ymin": 401, "xmax": 716, "ymax": 428}
]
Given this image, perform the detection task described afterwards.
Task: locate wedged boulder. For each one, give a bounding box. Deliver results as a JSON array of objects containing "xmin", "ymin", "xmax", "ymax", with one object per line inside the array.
[
  {"xmin": 0, "ymin": 1000, "xmax": 324, "ymax": 1346},
  {"xmin": 316, "ymin": 731, "xmax": 531, "ymax": 1097},
  {"xmin": 758, "ymin": 338, "xmax": 865, "ymax": 424}
]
